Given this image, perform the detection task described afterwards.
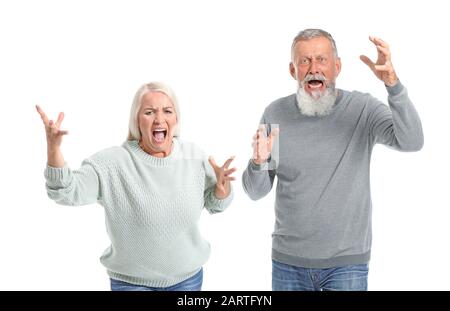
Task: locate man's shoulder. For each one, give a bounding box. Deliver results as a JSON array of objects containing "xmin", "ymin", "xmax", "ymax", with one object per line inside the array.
[
  {"xmin": 341, "ymin": 88, "xmax": 372, "ymax": 99},
  {"xmin": 264, "ymin": 93, "xmax": 296, "ymax": 114},
  {"xmin": 339, "ymin": 89, "xmax": 380, "ymax": 107}
]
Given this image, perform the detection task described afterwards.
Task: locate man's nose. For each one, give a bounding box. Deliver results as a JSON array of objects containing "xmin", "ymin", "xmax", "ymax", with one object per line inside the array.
[{"xmin": 309, "ymin": 61, "xmax": 320, "ymax": 75}]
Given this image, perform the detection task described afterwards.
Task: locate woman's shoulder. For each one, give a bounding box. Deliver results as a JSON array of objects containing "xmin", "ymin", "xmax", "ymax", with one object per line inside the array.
[
  {"xmin": 85, "ymin": 143, "xmax": 131, "ymax": 165},
  {"xmin": 175, "ymin": 138, "xmax": 207, "ymax": 161}
]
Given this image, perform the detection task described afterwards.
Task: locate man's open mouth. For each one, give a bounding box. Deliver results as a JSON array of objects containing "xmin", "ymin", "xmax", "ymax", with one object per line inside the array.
[
  {"xmin": 152, "ymin": 129, "xmax": 167, "ymax": 143},
  {"xmin": 307, "ymin": 80, "xmax": 324, "ymax": 89}
]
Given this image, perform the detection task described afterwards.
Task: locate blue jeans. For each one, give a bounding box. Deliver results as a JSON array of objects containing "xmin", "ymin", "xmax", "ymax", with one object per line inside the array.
[
  {"xmin": 272, "ymin": 260, "xmax": 368, "ymax": 291},
  {"xmin": 110, "ymin": 268, "xmax": 203, "ymax": 291}
]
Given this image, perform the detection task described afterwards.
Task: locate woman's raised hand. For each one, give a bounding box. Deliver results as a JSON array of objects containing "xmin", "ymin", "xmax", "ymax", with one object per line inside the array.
[{"xmin": 36, "ymin": 105, "xmax": 68, "ymax": 167}]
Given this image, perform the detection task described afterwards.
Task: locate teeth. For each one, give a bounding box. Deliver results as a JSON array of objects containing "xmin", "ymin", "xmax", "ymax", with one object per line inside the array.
[{"xmin": 309, "ymin": 83, "xmax": 322, "ymax": 89}]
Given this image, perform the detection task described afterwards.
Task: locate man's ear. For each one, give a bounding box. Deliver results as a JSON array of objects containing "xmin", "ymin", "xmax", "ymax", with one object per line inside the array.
[
  {"xmin": 335, "ymin": 57, "xmax": 342, "ymax": 77},
  {"xmin": 289, "ymin": 62, "xmax": 296, "ymax": 80}
]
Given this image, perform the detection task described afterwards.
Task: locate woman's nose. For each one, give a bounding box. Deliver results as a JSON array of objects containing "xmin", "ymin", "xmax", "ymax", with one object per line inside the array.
[{"xmin": 154, "ymin": 112, "xmax": 164, "ymax": 123}]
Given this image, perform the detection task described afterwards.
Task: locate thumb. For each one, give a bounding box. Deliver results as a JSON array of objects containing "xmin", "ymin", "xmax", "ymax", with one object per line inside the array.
[
  {"xmin": 270, "ymin": 128, "xmax": 279, "ymax": 139},
  {"xmin": 268, "ymin": 128, "xmax": 279, "ymax": 151},
  {"xmin": 360, "ymin": 55, "xmax": 375, "ymax": 71},
  {"xmin": 208, "ymin": 156, "xmax": 218, "ymax": 169}
]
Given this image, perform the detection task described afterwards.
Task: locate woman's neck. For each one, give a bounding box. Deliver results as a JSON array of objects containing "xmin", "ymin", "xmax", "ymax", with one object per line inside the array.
[{"xmin": 138, "ymin": 140, "xmax": 172, "ymax": 158}]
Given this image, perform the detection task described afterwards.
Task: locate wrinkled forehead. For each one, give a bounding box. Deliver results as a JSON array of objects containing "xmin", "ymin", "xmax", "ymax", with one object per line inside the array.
[
  {"xmin": 140, "ymin": 91, "xmax": 174, "ymax": 109},
  {"xmin": 293, "ymin": 37, "xmax": 334, "ymax": 57}
]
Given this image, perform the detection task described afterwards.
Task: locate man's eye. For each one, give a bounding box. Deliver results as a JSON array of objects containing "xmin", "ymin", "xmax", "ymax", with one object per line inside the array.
[
  {"xmin": 300, "ymin": 58, "xmax": 310, "ymax": 65},
  {"xmin": 164, "ymin": 110, "xmax": 173, "ymax": 114},
  {"xmin": 145, "ymin": 111, "xmax": 153, "ymax": 115}
]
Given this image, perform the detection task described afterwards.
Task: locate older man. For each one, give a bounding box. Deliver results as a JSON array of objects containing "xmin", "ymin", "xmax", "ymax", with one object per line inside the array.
[{"xmin": 242, "ymin": 29, "xmax": 423, "ymax": 291}]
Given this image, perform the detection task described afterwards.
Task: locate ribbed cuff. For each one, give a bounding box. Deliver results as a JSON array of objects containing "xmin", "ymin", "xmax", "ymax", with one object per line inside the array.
[
  {"xmin": 44, "ymin": 164, "xmax": 71, "ymax": 188},
  {"xmin": 386, "ymin": 80, "xmax": 404, "ymax": 97},
  {"xmin": 249, "ymin": 159, "xmax": 269, "ymax": 171},
  {"xmin": 209, "ymin": 185, "xmax": 234, "ymax": 212}
]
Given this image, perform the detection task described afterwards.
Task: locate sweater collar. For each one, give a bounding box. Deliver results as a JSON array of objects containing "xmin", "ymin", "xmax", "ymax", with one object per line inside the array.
[
  {"xmin": 293, "ymin": 89, "xmax": 344, "ymax": 119},
  {"xmin": 125, "ymin": 139, "xmax": 180, "ymax": 166}
]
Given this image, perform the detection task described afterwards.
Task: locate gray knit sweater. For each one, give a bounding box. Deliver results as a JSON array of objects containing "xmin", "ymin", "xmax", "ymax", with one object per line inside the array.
[
  {"xmin": 242, "ymin": 82, "xmax": 423, "ymax": 268},
  {"xmin": 45, "ymin": 139, "xmax": 233, "ymax": 287}
]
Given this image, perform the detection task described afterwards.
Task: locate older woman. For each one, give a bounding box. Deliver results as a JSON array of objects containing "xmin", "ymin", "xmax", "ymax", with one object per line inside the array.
[{"xmin": 36, "ymin": 82, "xmax": 235, "ymax": 291}]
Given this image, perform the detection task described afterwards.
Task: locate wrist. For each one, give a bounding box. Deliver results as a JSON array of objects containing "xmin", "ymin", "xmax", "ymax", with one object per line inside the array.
[
  {"xmin": 47, "ymin": 145, "xmax": 60, "ymax": 154},
  {"xmin": 252, "ymin": 160, "xmax": 264, "ymax": 166},
  {"xmin": 47, "ymin": 147, "xmax": 64, "ymax": 168},
  {"xmin": 214, "ymin": 187, "xmax": 230, "ymax": 200},
  {"xmin": 384, "ymin": 71, "xmax": 399, "ymax": 87},
  {"xmin": 252, "ymin": 158, "xmax": 268, "ymax": 166},
  {"xmin": 385, "ymin": 79, "xmax": 399, "ymax": 87}
]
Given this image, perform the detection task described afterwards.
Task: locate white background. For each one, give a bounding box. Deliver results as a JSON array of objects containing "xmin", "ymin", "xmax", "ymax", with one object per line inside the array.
[{"xmin": 0, "ymin": 0, "xmax": 449, "ymax": 290}]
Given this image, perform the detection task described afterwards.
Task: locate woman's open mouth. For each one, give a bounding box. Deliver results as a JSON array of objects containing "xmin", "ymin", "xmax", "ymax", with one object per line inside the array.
[{"xmin": 152, "ymin": 129, "xmax": 167, "ymax": 143}]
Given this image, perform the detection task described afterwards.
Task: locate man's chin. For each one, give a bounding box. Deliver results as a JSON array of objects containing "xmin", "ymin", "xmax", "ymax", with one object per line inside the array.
[
  {"xmin": 302, "ymin": 85, "xmax": 326, "ymax": 100},
  {"xmin": 297, "ymin": 87, "xmax": 337, "ymax": 117},
  {"xmin": 309, "ymin": 90, "xmax": 326, "ymax": 101}
]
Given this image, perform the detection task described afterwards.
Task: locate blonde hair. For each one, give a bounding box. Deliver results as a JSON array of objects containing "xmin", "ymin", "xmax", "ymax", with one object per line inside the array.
[{"xmin": 127, "ymin": 82, "xmax": 180, "ymax": 140}]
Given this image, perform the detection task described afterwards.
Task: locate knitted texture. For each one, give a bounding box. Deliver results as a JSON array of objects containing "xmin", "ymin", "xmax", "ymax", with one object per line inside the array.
[{"xmin": 45, "ymin": 139, "xmax": 233, "ymax": 287}]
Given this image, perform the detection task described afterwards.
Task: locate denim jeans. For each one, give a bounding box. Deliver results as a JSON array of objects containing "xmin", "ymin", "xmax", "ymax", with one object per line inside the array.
[
  {"xmin": 110, "ymin": 268, "xmax": 203, "ymax": 291},
  {"xmin": 272, "ymin": 260, "xmax": 368, "ymax": 291}
]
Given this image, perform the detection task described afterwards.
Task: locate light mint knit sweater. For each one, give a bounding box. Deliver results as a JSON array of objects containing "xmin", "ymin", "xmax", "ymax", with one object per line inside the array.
[{"xmin": 44, "ymin": 139, "xmax": 233, "ymax": 287}]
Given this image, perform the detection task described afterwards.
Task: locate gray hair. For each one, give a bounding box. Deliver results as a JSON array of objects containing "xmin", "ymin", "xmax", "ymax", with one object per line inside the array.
[
  {"xmin": 127, "ymin": 82, "xmax": 180, "ymax": 141},
  {"xmin": 291, "ymin": 28, "xmax": 338, "ymax": 59}
]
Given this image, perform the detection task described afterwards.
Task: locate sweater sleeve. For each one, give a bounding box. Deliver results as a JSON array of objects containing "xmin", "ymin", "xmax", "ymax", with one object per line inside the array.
[
  {"xmin": 368, "ymin": 81, "xmax": 424, "ymax": 151},
  {"xmin": 44, "ymin": 160, "xmax": 101, "ymax": 206},
  {"xmin": 241, "ymin": 111, "xmax": 277, "ymax": 200},
  {"xmin": 203, "ymin": 156, "xmax": 234, "ymax": 214}
]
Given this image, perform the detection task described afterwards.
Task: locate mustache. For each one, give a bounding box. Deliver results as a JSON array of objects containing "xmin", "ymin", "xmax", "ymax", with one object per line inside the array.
[{"xmin": 302, "ymin": 73, "xmax": 327, "ymax": 82}]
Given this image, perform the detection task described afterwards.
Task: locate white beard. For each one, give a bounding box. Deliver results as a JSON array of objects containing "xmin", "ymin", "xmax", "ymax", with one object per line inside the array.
[{"xmin": 296, "ymin": 84, "xmax": 338, "ymax": 117}]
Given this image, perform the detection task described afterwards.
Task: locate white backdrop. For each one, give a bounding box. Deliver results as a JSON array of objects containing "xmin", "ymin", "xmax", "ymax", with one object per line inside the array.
[{"xmin": 0, "ymin": 0, "xmax": 449, "ymax": 290}]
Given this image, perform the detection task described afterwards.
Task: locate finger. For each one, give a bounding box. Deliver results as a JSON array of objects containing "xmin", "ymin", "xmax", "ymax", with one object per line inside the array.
[
  {"xmin": 224, "ymin": 167, "xmax": 237, "ymax": 176},
  {"xmin": 269, "ymin": 128, "xmax": 280, "ymax": 142},
  {"xmin": 222, "ymin": 156, "xmax": 235, "ymax": 169},
  {"xmin": 55, "ymin": 112, "xmax": 65, "ymax": 128},
  {"xmin": 266, "ymin": 128, "xmax": 278, "ymax": 151},
  {"xmin": 360, "ymin": 55, "xmax": 375, "ymax": 71},
  {"xmin": 36, "ymin": 105, "xmax": 50, "ymax": 125},
  {"xmin": 224, "ymin": 176, "xmax": 236, "ymax": 181},
  {"xmin": 252, "ymin": 148, "xmax": 259, "ymax": 160},
  {"xmin": 258, "ymin": 124, "xmax": 267, "ymax": 138},
  {"xmin": 208, "ymin": 156, "xmax": 218, "ymax": 169},
  {"xmin": 58, "ymin": 130, "xmax": 69, "ymax": 136},
  {"xmin": 375, "ymin": 45, "xmax": 390, "ymax": 59},
  {"xmin": 371, "ymin": 36, "xmax": 389, "ymax": 48},
  {"xmin": 49, "ymin": 120, "xmax": 59, "ymax": 135},
  {"xmin": 374, "ymin": 64, "xmax": 390, "ymax": 71}
]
